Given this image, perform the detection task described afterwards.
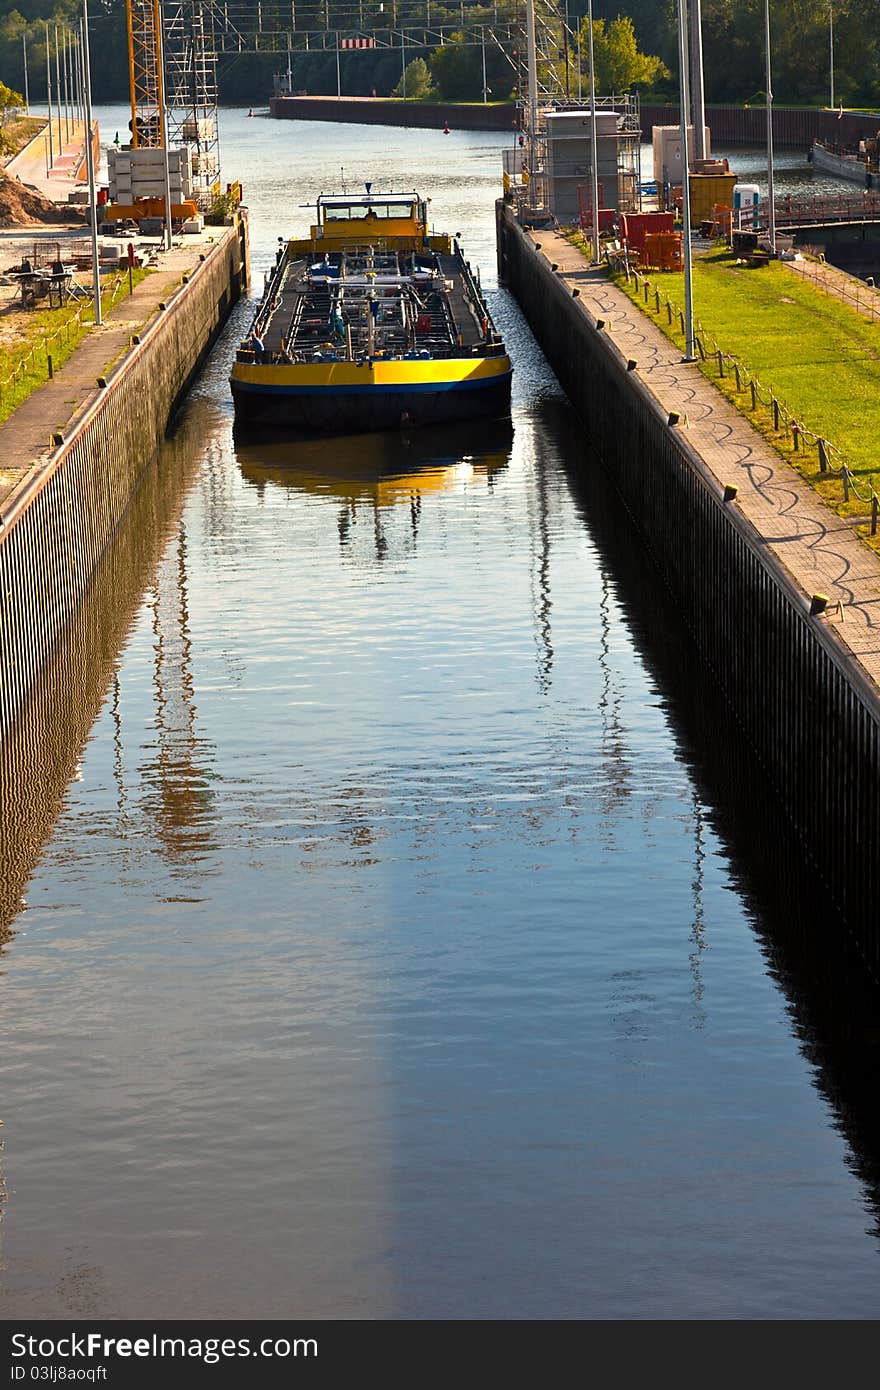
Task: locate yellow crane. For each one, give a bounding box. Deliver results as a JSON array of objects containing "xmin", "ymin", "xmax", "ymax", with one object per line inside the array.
[{"xmin": 126, "ymin": 0, "xmax": 164, "ymax": 148}]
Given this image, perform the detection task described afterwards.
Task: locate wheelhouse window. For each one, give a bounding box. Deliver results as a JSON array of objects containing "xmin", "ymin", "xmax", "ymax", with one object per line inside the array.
[{"xmin": 321, "ymin": 202, "xmax": 416, "ymax": 222}]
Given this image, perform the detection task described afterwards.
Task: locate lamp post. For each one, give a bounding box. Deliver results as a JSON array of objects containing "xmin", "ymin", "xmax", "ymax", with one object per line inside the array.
[
  {"xmin": 45, "ymin": 22, "xmax": 54, "ymax": 173},
  {"xmin": 80, "ymin": 2, "xmax": 101, "ymax": 326},
  {"xmin": 689, "ymin": 0, "xmax": 706, "ymax": 162},
  {"xmin": 765, "ymin": 0, "xmax": 776, "ymax": 254},
  {"xmin": 829, "ymin": 2, "xmax": 834, "ymax": 110},
  {"xmin": 525, "ymin": 0, "xmax": 538, "ymax": 196},
  {"xmin": 676, "ymin": 0, "xmax": 695, "ymax": 361},
  {"xmin": 586, "ymin": 0, "xmax": 600, "ymax": 264},
  {"xmin": 155, "ymin": 0, "xmax": 174, "ymax": 253}
]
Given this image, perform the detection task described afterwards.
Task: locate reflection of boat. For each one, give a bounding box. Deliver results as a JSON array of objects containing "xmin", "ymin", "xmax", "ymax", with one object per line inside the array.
[
  {"xmin": 234, "ymin": 417, "xmax": 513, "ymax": 504},
  {"xmin": 810, "ymin": 138, "xmax": 880, "ymax": 189},
  {"xmin": 230, "ymin": 188, "xmax": 512, "ymax": 433}
]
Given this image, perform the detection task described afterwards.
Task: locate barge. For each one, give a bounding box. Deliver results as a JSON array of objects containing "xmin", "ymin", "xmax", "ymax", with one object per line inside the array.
[
  {"xmin": 231, "ymin": 188, "xmax": 512, "ymax": 432},
  {"xmin": 810, "ymin": 139, "xmax": 880, "ymax": 190}
]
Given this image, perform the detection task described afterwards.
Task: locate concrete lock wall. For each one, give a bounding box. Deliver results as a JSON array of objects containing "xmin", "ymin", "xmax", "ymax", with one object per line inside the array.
[
  {"xmin": 0, "ymin": 216, "xmax": 249, "ymax": 743},
  {"xmin": 497, "ymin": 202, "xmax": 880, "ymax": 974}
]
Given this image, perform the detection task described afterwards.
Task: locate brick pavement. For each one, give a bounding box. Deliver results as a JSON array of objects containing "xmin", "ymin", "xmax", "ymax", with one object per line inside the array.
[{"xmin": 532, "ymin": 229, "xmax": 880, "ymax": 694}]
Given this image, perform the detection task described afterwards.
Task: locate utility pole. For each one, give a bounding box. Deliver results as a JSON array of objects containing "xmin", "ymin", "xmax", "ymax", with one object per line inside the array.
[
  {"xmin": 525, "ymin": 0, "xmax": 538, "ymax": 195},
  {"xmin": 45, "ymin": 22, "xmax": 54, "ymax": 173},
  {"xmin": 829, "ymin": 2, "xmax": 835, "ymax": 109},
  {"xmin": 676, "ymin": 0, "xmax": 696, "ymax": 361},
  {"xmin": 22, "ymin": 34, "xmax": 29, "ymax": 114},
  {"xmin": 156, "ymin": 0, "xmax": 174, "ymax": 253},
  {"xmin": 689, "ymin": 0, "xmax": 706, "ymax": 161},
  {"xmin": 54, "ymin": 26, "xmax": 63, "ymax": 146},
  {"xmin": 80, "ymin": 3, "xmax": 101, "ymax": 326},
  {"xmin": 64, "ymin": 29, "xmax": 73, "ymax": 146},
  {"xmin": 765, "ymin": 0, "xmax": 776, "ymax": 254},
  {"xmin": 587, "ymin": 0, "xmax": 599, "ymax": 263}
]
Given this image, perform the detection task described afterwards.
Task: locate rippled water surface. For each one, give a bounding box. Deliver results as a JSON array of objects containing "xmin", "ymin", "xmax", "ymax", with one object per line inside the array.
[{"xmin": 1, "ymin": 110, "xmax": 880, "ymax": 1319}]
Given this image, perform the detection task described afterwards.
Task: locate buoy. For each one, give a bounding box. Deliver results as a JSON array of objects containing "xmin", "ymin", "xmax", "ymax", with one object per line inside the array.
[
  {"xmin": 443, "ymin": 122, "xmax": 450, "ymax": 135},
  {"xmin": 248, "ymin": 108, "xmax": 254, "ymax": 117}
]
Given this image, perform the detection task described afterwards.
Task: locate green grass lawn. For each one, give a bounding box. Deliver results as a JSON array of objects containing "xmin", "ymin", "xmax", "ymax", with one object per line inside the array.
[
  {"xmin": 612, "ymin": 246, "xmax": 880, "ymax": 526},
  {"xmin": 0, "ymin": 268, "xmax": 150, "ymax": 426}
]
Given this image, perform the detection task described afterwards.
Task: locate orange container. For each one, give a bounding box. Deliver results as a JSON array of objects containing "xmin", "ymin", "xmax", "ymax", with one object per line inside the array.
[{"xmin": 642, "ymin": 231, "xmax": 683, "ymax": 271}]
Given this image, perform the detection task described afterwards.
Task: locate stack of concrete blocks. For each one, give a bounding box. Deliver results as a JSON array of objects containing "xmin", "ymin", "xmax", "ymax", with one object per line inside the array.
[
  {"xmin": 108, "ymin": 146, "xmax": 193, "ymax": 203},
  {"xmin": 545, "ymin": 111, "xmax": 625, "ymax": 225}
]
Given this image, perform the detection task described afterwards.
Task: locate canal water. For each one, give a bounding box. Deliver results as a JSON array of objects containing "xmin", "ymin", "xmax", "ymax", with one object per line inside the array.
[{"xmin": 1, "ymin": 108, "xmax": 879, "ymax": 1319}]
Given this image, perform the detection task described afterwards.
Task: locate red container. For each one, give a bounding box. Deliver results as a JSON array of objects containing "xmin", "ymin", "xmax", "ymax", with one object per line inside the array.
[{"xmin": 620, "ymin": 211, "xmax": 675, "ymax": 252}]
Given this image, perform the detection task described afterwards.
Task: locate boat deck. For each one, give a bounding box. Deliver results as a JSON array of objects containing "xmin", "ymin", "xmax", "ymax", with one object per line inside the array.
[{"xmin": 258, "ymin": 247, "xmax": 487, "ymax": 362}]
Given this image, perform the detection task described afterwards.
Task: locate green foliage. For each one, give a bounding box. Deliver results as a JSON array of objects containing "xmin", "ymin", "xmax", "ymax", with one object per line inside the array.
[
  {"xmin": 0, "ymin": 0, "xmax": 878, "ymax": 109},
  {"xmin": 429, "ymin": 36, "xmax": 514, "ymax": 102},
  {"xmin": 0, "ymin": 78, "xmax": 24, "ymax": 115},
  {"xmin": 206, "ymin": 190, "xmax": 237, "ymax": 225},
  {"xmin": 392, "ymin": 57, "xmax": 434, "ymax": 100},
  {"xmin": 578, "ymin": 16, "xmax": 668, "ymax": 92}
]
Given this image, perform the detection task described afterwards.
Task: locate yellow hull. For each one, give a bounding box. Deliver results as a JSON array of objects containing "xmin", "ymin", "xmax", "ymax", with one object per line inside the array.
[{"xmin": 230, "ymin": 353, "xmax": 513, "ymax": 432}]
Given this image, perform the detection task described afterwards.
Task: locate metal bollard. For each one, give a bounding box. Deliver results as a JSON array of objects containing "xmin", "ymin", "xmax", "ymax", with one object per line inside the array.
[
  {"xmin": 872, "ymin": 495, "xmax": 878, "ymax": 536},
  {"xmin": 734, "ymin": 364, "xmax": 742, "ymax": 391},
  {"xmin": 817, "ymin": 438, "xmax": 828, "ymax": 472},
  {"xmin": 750, "ymin": 379, "xmax": 757, "ymax": 410},
  {"xmin": 772, "ymin": 397, "xmax": 780, "ymax": 430},
  {"xmin": 47, "ymin": 355, "xmax": 53, "ymax": 379},
  {"xmin": 717, "ymin": 350, "xmax": 724, "ymax": 377},
  {"xmin": 793, "ymin": 423, "xmax": 799, "ymax": 451},
  {"xmin": 843, "ymin": 466, "xmax": 850, "ymax": 502}
]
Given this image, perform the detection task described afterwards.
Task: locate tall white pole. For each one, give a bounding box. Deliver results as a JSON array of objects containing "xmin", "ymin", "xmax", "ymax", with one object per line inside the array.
[
  {"xmin": 481, "ymin": 26, "xmax": 488, "ymax": 103},
  {"xmin": 829, "ymin": 2, "xmax": 834, "ymax": 110},
  {"xmin": 587, "ymin": 0, "xmax": 599, "ymax": 263},
  {"xmin": 336, "ymin": 32, "xmax": 341, "ymax": 98},
  {"xmin": 80, "ymin": 6, "xmax": 101, "ymax": 326},
  {"xmin": 54, "ymin": 27, "xmax": 64, "ymax": 146},
  {"xmin": 22, "ymin": 34, "xmax": 29, "ymax": 114},
  {"xmin": 765, "ymin": 0, "xmax": 776, "ymax": 253},
  {"xmin": 676, "ymin": 0, "xmax": 695, "ymax": 360},
  {"xmin": 45, "ymin": 22, "xmax": 54, "ymax": 172},
  {"xmin": 689, "ymin": 0, "xmax": 706, "ymax": 161},
  {"xmin": 156, "ymin": 1, "xmax": 174, "ymax": 252},
  {"xmin": 525, "ymin": 0, "xmax": 538, "ymax": 193},
  {"xmin": 64, "ymin": 30, "xmax": 73, "ymax": 146}
]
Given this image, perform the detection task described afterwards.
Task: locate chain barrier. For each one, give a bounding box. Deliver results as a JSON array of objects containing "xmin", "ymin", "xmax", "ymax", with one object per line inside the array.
[
  {"xmin": 0, "ymin": 275, "xmax": 128, "ymax": 406},
  {"xmin": 625, "ymin": 264, "xmax": 880, "ymax": 535}
]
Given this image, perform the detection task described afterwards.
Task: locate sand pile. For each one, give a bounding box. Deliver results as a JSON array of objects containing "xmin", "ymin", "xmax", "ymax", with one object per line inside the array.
[{"xmin": 0, "ymin": 171, "xmax": 85, "ymax": 228}]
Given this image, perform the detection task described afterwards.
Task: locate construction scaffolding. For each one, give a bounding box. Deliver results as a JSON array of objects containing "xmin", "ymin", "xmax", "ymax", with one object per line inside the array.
[
  {"xmin": 163, "ymin": 1, "xmax": 221, "ymax": 203},
  {"xmin": 125, "ymin": 0, "xmax": 221, "ymax": 207}
]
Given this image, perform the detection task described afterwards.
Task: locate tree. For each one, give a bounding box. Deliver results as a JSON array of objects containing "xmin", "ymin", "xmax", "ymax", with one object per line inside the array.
[
  {"xmin": 578, "ymin": 15, "xmax": 668, "ymax": 92},
  {"xmin": 392, "ymin": 57, "xmax": 434, "ymax": 100}
]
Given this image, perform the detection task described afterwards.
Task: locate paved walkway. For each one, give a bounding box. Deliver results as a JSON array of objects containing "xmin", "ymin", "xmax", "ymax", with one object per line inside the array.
[
  {"xmin": 533, "ymin": 228, "xmax": 880, "ymax": 694},
  {"xmin": 0, "ymin": 230, "xmax": 231, "ymax": 515},
  {"xmin": 6, "ymin": 119, "xmax": 89, "ymax": 200}
]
